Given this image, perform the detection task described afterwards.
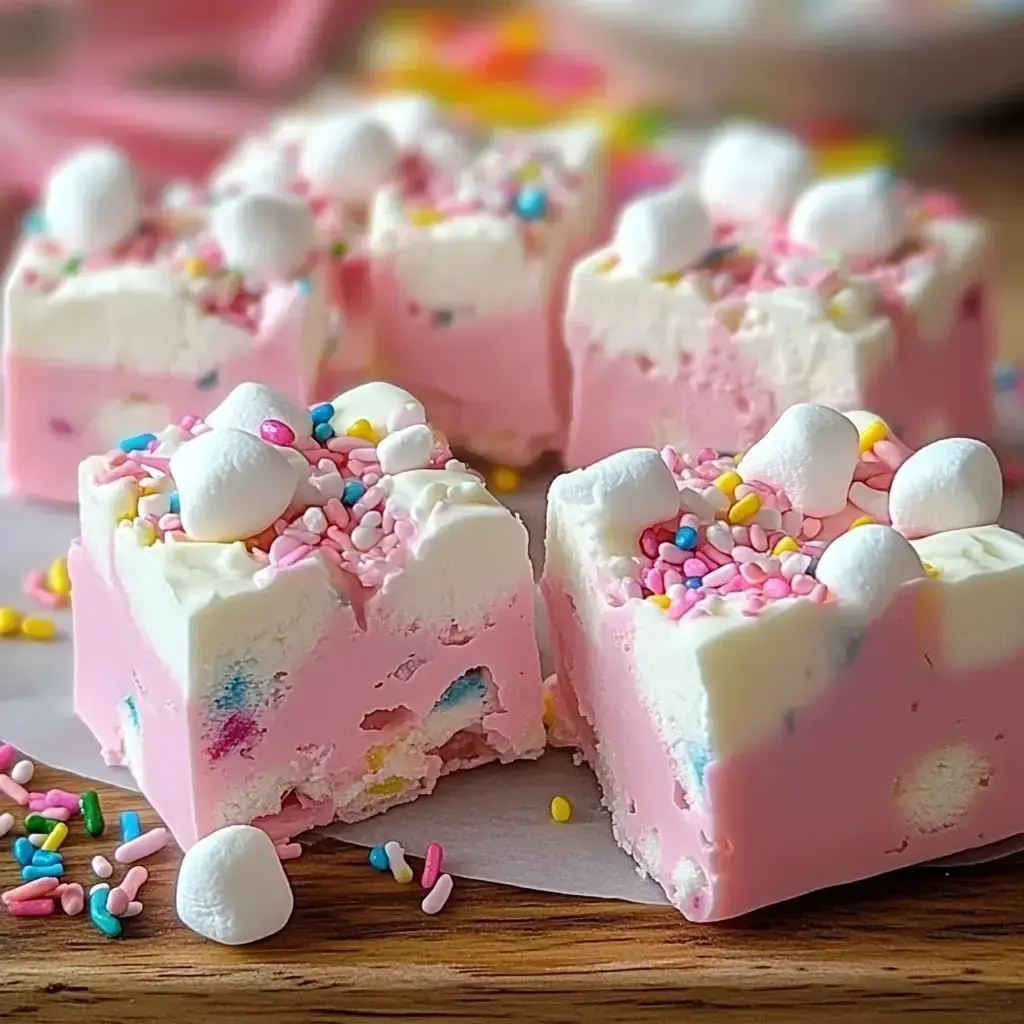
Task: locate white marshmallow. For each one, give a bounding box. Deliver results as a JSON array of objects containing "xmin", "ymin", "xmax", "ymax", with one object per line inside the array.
[
  {"xmin": 328, "ymin": 382, "xmax": 424, "ymax": 437},
  {"xmin": 552, "ymin": 449, "xmax": 680, "ymax": 541},
  {"xmin": 211, "ymin": 193, "xmax": 314, "ymax": 281},
  {"xmin": 377, "ymin": 424, "xmax": 435, "ymax": 475},
  {"xmin": 698, "ymin": 122, "xmax": 812, "ymax": 224},
  {"xmin": 888, "ymin": 438, "xmax": 1002, "ymax": 539},
  {"xmin": 842, "ymin": 409, "xmax": 892, "ymax": 435},
  {"xmin": 204, "ymin": 382, "xmax": 311, "ymax": 440},
  {"xmin": 788, "ymin": 170, "xmax": 909, "ymax": 260},
  {"xmin": 175, "ymin": 825, "xmax": 293, "ymax": 945},
  {"xmin": 738, "ymin": 404, "xmax": 859, "ymax": 517},
  {"xmin": 42, "ymin": 145, "xmax": 141, "ymax": 254},
  {"xmin": 228, "ymin": 147, "xmax": 294, "ymax": 196},
  {"xmin": 374, "ymin": 94, "xmax": 443, "ymax": 149},
  {"xmin": 299, "ymin": 113, "xmax": 398, "ymax": 204},
  {"xmin": 614, "ymin": 186, "xmax": 714, "ymax": 277},
  {"xmin": 171, "ymin": 428, "xmax": 297, "ymax": 543},
  {"xmin": 815, "ymin": 524, "xmax": 925, "ymax": 616}
]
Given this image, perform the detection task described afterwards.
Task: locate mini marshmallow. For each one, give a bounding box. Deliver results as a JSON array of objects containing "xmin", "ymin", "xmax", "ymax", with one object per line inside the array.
[
  {"xmin": 328, "ymin": 382, "xmax": 424, "ymax": 438},
  {"xmin": 553, "ymin": 449, "xmax": 680, "ymax": 548},
  {"xmin": 377, "ymin": 425, "xmax": 435, "ymax": 475},
  {"xmin": 204, "ymin": 382, "xmax": 310, "ymax": 440},
  {"xmin": 211, "ymin": 193, "xmax": 314, "ymax": 282},
  {"xmin": 175, "ymin": 825, "xmax": 293, "ymax": 945},
  {"xmin": 228, "ymin": 147, "xmax": 294, "ymax": 196},
  {"xmin": 374, "ymin": 94, "xmax": 443, "ymax": 149},
  {"xmin": 788, "ymin": 169, "xmax": 909, "ymax": 260},
  {"xmin": 614, "ymin": 186, "xmax": 714, "ymax": 277},
  {"xmin": 170, "ymin": 428, "xmax": 297, "ymax": 543},
  {"xmin": 888, "ymin": 438, "xmax": 1002, "ymax": 539},
  {"xmin": 815, "ymin": 524, "xmax": 925, "ymax": 616},
  {"xmin": 300, "ymin": 113, "xmax": 398, "ymax": 204},
  {"xmin": 43, "ymin": 145, "xmax": 141, "ymax": 254},
  {"xmin": 738, "ymin": 404, "xmax": 859, "ymax": 517},
  {"xmin": 698, "ymin": 122, "xmax": 812, "ymax": 225}
]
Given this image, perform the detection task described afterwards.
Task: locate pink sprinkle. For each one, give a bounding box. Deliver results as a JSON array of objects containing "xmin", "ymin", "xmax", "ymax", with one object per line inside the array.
[
  {"xmin": 741, "ymin": 597, "xmax": 765, "ymax": 617},
  {"xmin": 106, "ymin": 887, "xmax": 131, "ymax": 917},
  {"xmin": 749, "ymin": 524, "xmax": 768, "ymax": 553},
  {"xmin": 421, "ymin": 842, "xmax": 444, "ymax": 890},
  {"xmin": 7, "ymin": 898, "xmax": 54, "ymax": 917},
  {"xmin": 275, "ymin": 842, "xmax": 302, "ymax": 861},
  {"xmin": 801, "ymin": 518, "xmax": 822, "ymax": 540},
  {"xmin": 642, "ymin": 567, "xmax": 665, "ymax": 595},
  {"xmin": 682, "ymin": 558, "xmax": 707, "ymax": 578},
  {"xmin": 114, "ymin": 826, "xmax": 170, "ymax": 864},
  {"xmin": 873, "ymin": 440, "xmax": 906, "ymax": 471},
  {"xmin": 731, "ymin": 526, "xmax": 750, "ymax": 545},
  {"xmin": 45, "ymin": 789, "xmax": 79, "ymax": 812},
  {"xmin": 118, "ymin": 866, "xmax": 148, "ymax": 901},
  {"xmin": 0, "ymin": 744, "xmax": 13, "ymax": 772},
  {"xmin": 791, "ymin": 574, "xmax": 816, "ymax": 596},
  {"xmin": 810, "ymin": 584, "xmax": 829, "ymax": 603},
  {"xmin": 639, "ymin": 530, "xmax": 659, "ymax": 558},
  {"xmin": 702, "ymin": 563, "xmax": 738, "ymax": 588},
  {"xmin": 40, "ymin": 807, "xmax": 71, "ymax": 821},
  {"xmin": 0, "ymin": 774, "xmax": 29, "ymax": 806},
  {"xmin": 740, "ymin": 563, "xmax": 768, "ymax": 586},
  {"xmin": 61, "ymin": 883, "xmax": 85, "ymax": 916},
  {"xmin": 658, "ymin": 543, "xmax": 686, "ymax": 565},
  {"xmin": 762, "ymin": 577, "xmax": 792, "ymax": 599},
  {"xmin": 3, "ymin": 876, "xmax": 60, "ymax": 904},
  {"xmin": 259, "ymin": 418, "xmax": 296, "ymax": 447}
]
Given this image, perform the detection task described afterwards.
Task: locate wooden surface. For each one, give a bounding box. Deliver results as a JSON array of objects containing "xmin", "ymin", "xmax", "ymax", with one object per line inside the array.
[{"xmin": 4, "ymin": 129, "xmax": 1024, "ymax": 1023}]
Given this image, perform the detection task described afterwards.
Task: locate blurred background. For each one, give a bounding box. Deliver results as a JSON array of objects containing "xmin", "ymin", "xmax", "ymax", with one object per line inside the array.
[{"xmin": 1, "ymin": 0, "xmax": 1023, "ymax": 429}]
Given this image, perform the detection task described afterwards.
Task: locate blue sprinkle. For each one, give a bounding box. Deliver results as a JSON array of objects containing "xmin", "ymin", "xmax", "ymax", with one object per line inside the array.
[
  {"xmin": 196, "ymin": 369, "xmax": 220, "ymax": 390},
  {"xmin": 313, "ymin": 422, "xmax": 334, "ymax": 444},
  {"xmin": 168, "ymin": 491, "xmax": 181, "ymax": 515},
  {"xmin": 296, "ymin": 278, "xmax": 313, "ymax": 295},
  {"xmin": 368, "ymin": 846, "xmax": 389, "ymax": 871},
  {"xmin": 514, "ymin": 185, "xmax": 548, "ymax": 222},
  {"xmin": 31, "ymin": 850, "xmax": 63, "ymax": 867},
  {"xmin": 117, "ymin": 432, "xmax": 156, "ymax": 454},
  {"xmin": 687, "ymin": 744, "xmax": 711, "ymax": 788},
  {"xmin": 21, "ymin": 863, "xmax": 63, "ymax": 881},
  {"xmin": 783, "ymin": 709, "xmax": 796, "ymax": 734},
  {"xmin": 123, "ymin": 694, "xmax": 140, "ymax": 730},
  {"xmin": 21, "ymin": 209, "xmax": 46, "ymax": 235},
  {"xmin": 342, "ymin": 479, "xmax": 366, "ymax": 507},
  {"xmin": 310, "ymin": 402, "xmax": 334, "ymax": 425},
  {"xmin": 88, "ymin": 887, "xmax": 122, "ymax": 938},
  {"xmin": 994, "ymin": 363, "xmax": 1018, "ymax": 393},
  {"xmin": 674, "ymin": 526, "xmax": 698, "ymax": 550},
  {"xmin": 684, "ymin": 577, "xmax": 703, "ymax": 590},
  {"xmin": 120, "ymin": 810, "xmax": 142, "ymax": 844},
  {"xmin": 213, "ymin": 667, "xmax": 252, "ymax": 713},
  {"xmin": 434, "ymin": 669, "xmax": 487, "ymax": 710},
  {"xmin": 12, "ymin": 836, "xmax": 34, "ymax": 866}
]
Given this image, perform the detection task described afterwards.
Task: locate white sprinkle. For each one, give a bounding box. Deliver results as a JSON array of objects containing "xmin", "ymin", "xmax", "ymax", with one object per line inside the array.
[
  {"xmin": 91, "ymin": 855, "xmax": 113, "ymax": 879},
  {"xmin": 28, "ymin": 833, "xmax": 47, "ymax": 848},
  {"xmin": 0, "ymin": 812, "xmax": 13, "ymax": 838},
  {"xmin": 421, "ymin": 873, "xmax": 454, "ymax": 915},
  {"xmin": 121, "ymin": 900, "xmax": 144, "ymax": 918},
  {"xmin": 89, "ymin": 882, "xmax": 110, "ymax": 896},
  {"xmin": 10, "ymin": 759, "xmax": 34, "ymax": 786}
]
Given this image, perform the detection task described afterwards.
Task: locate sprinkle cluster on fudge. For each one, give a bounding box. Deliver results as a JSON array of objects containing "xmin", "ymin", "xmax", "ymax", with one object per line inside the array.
[{"xmin": 92, "ymin": 382, "xmax": 469, "ymax": 592}]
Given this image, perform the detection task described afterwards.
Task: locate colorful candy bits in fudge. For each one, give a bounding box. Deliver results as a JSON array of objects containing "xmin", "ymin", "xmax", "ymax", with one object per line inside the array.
[
  {"xmin": 70, "ymin": 381, "xmax": 545, "ymax": 850},
  {"xmin": 543, "ymin": 403, "xmax": 1020, "ymax": 920}
]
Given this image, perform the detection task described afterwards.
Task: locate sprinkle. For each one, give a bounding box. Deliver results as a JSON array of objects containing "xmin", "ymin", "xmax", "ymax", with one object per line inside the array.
[
  {"xmin": 27, "ymin": 834, "xmax": 47, "ymax": 848},
  {"xmin": 118, "ymin": 866, "xmax": 149, "ymax": 902},
  {"xmin": 23, "ymin": 814, "xmax": 57, "ymax": 833},
  {"xmin": 0, "ymin": 744, "xmax": 14, "ymax": 771},
  {"xmin": 550, "ymin": 796, "xmax": 573, "ymax": 823},
  {"xmin": 713, "ymin": 471, "xmax": 742, "ymax": 498},
  {"xmin": 858, "ymin": 419, "xmax": 888, "ymax": 453},
  {"xmin": 117, "ymin": 432, "xmax": 157, "ymax": 454},
  {"xmin": 384, "ymin": 840, "xmax": 414, "ymax": 884},
  {"xmin": 421, "ymin": 842, "xmax": 444, "ymax": 890},
  {"xmin": 119, "ymin": 810, "xmax": 142, "ymax": 844},
  {"xmin": 514, "ymin": 185, "xmax": 548, "ymax": 221},
  {"xmin": 7, "ymin": 898, "xmax": 54, "ymax": 917},
  {"xmin": 79, "ymin": 790, "xmax": 105, "ymax": 837},
  {"xmin": 12, "ymin": 836, "xmax": 35, "ymax": 865},
  {"xmin": 923, "ymin": 561, "xmax": 941, "ymax": 579},
  {"xmin": 44, "ymin": 789, "xmax": 79, "ymax": 812},
  {"xmin": 310, "ymin": 402, "xmax": 334, "ymax": 425},
  {"xmin": 31, "ymin": 850, "xmax": 62, "ymax": 868},
  {"xmin": 674, "ymin": 525, "xmax": 698, "ymax": 550},
  {"xmin": 1, "ymin": 608, "xmax": 24, "ymax": 637},
  {"xmin": 346, "ymin": 418, "xmax": 378, "ymax": 443},
  {"xmin": 0, "ymin": 774, "xmax": 29, "ymax": 806},
  {"xmin": 312, "ymin": 421, "xmax": 334, "ymax": 444},
  {"xmin": 489, "ymin": 465, "xmax": 522, "ymax": 493},
  {"xmin": 2, "ymin": 876, "xmax": 59, "ymax": 903},
  {"xmin": 421, "ymin": 873, "xmax": 454, "ymax": 915},
  {"xmin": 114, "ymin": 826, "xmax": 170, "ymax": 864},
  {"xmin": 60, "ymin": 883, "xmax": 84, "ymax": 916},
  {"xmin": 121, "ymin": 901, "xmax": 144, "ymax": 918},
  {"xmin": 848, "ymin": 515, "xmax": 874, "ymax": 530},
  {"xmin": 20, "ymin": 617, "xmax": 56, "ymax": 641},
  {"xmin": 21, "ymin": 864, "xmax": 63, "ymax": 881},
  {"xmin": 407, "ymin": 207, "xmax": 445, "ymax": 227},
  {"xmin": 727, "ymin": 493, "xmax": 762, "ymax": 525},
  {"xmin": 772, "ymin": 536, "xmax": 799, "ymax": 556},
  {"xmin": 88, "ymin": 887, "xmax": 122, "ymax": 938},
  {"xmin": 10, "ymin": 760, "xmax": 33, "ymax": 786},
  {"xmin": 106, "ymin": 887, "xmax": 131, "ymax": 917},
  {"xmin": 341, "ymin": 479, "xmax": 367, "ymax": 507},
  {"xmin": 91, "ymin": 855, "xmax": 113, "ymax": 879},
  {"xmin": 41, "ymin": 822, "xmax": 67, "ymax": 852},
  {"xmin": 368, "ymin": 846, "xmax": 390, "ymax": 871},
  {"xmin": 0, "ymin": 813, "xmax": 12, "ymax": 838},
  {"xmin": 646, "ymin": 594, "xmax": 671, "ymax": 610},
  {"xmin": 259, "ymin": 419, "xmax": 296, "ymax": 447},
  {"xmin": 275, "ymin": 842, "xmax": 303, "ymax": 861},
  {"xmin": 39, "ymin": 807, "xmax": 70, "ymax": 822}
]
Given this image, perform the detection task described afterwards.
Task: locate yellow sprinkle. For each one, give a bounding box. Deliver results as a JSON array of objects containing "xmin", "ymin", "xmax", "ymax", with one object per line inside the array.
[
  {"xmin": 515, "ymin": 161, "xmax": 542, "ymax": 183},
  {"xmin": 366, "ymin": 777, "xmax": 406, "ymax": 797},
  {"xmin": 858, "ymin": 419, "xmax": 888, "ymax": 454},
  {"xmin": 727, "ymin": 493, "xmax": 762, "ymax": 525},
  {"xmin": 41, "ymin": 821, "xmax": 67, "ymax": 851},
  {"xmin": 135, "ymin": 520, "xmax": 157, "ymax": 548},
  {"xmin": 594, "ymin": 255, "xmax": 619, "ymax": 274},
  {"xmin": 406, "ymin": 207, "xmax": 444, "ymax": 228},
  {"xmin": 0, "ymin": 607, "xmax": 22, "ymax": 637},
  {"xmin": 550, "ymin": 796, "xmax": 572, "ymax": 823},
  {"xmin": 346, "ymin": 418, "xmax": 378, "ymax": 443},
  {"xmin": 734, "ymin": 451, "xmax": 744, "ymax": 466},
  {"xmin": 772, "ymin": 537, "xmax": 799, "ymax": 556},
  {"xmin": 646, "ymin": 594, "xmax": 671, "ymax": 610},
  {"xmin": 365, "ymin": 746, "xmax": 387, "ymax": 774},
  {"xmin": 923, "ymin": 561, "xmax": 941, "ymax": 579},
  {"xmin": 46, "ymin": 556, "xmax": 71, "ymax": 598},
  {"xmin": 713, "ymin": 471, "xmax": 742, "ymax": 499},
  {"xmin": 489, "ymin": 465, "xmax": 521, "ymax": 494},
  {"xmin": 542, "ymin": 691, "xmax": 556, "ymax": 730},
  {"xmin": 849, "ymin": 515, "xmax": 874, "ymax": 530},
  {"xmin": 21, "ymin": 617, "xmax": 56, "ymax": 641},
  {"xmin": 393, "ymin": 864, "xmax": 414, "ymax": 884},
  {"xmin": 183, "ymin": 257, "xmax": 206, "ymax": 278},
  {"xmin": 652, "ymin": 271, "xmax": 684, "ymax": 286},
  {"xmin": 825, "ymin": 299, "xmax": 845, "ymax": 322}
]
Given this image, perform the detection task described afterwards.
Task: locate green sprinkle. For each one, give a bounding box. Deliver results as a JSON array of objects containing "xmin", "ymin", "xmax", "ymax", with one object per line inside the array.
[
  {"xmin": 23, "ymin": 813, "xmax": 58, "ymax": 834},
  {"xmin": 330, "ymin": 240, "xmax": 349, "ymax": 259},
  {"xmin": 80, "ymin": 790, "xmax": 105, "ymax": 837},
  {"xmin": 63, "ymin": 257, "xmax": 82, "ymax": 275}
]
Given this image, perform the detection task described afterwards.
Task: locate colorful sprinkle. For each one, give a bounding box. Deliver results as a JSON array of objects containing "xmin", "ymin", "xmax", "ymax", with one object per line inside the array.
[
  {"xmin": 489, "ymin": 465, "xmax": 522, "ymax": 494},
  {"xmin": 119, "ymin": 810, "xmax": 142, "ymax": 844},
  {"xmin": 858, "ymin": 419, "xmax": 888, "ymax": 453},
  {"xmin": 114, "ymin": 826, "xmax": 169, "ymax": 864},
  {"xmin": 0, "ymin": 608, "xmax": 19, "ymax": 636},
  {"xmin": 514, "ymin": 185, "xmax": 548, "ymax": 221},
  {"xmin": 421, "ymin": 842, "xmax": 444, "ymax": 891},
  {"xmin": 368, "ymin": 846, "xmax": 390, "ymax": 871},
  {"xmin": 727, "ymin": 493, "xmax": 762, "ymax": 525},
  {"xmin": 0, "ymin": 813, "xmax": 13, "ymax": 839},
  {"xmin": 10, "ymin": 760, "xmax": 33, "ymax": 786},
  {"xmin": 310, "ymin": 402, "xmax": 334, "ymax": 425},
  {"xmin": 421, "ymin": 873, "xmax": 454, "ymax": 915},
  {"xmin": 550, "ymin": 796, "xmax": 572, "ymax": 823},
  {"xmin": 40, "ymin": 822, "xmax": 68, "ymax": 852},
  {"xmin": 7, "ymin": 898, "xmax": 55, "ymax": 917},
  {"xmin": 88, "ymin": 887, "xmax": 123, "ymax": 938},
  {"xmin": 79, "ymin": 790, "xmax": 105, "ymax": 837},
  {"xmin": 383, "ymin": 840, "xmax": 414, "ymax": 884},
  {"xmin": 117, "ymin": 432, "xmax": 157, "ymax": 454},
  {"xmin": 23, "ymin": 814, "xmax": 57, "ymax": 834}
]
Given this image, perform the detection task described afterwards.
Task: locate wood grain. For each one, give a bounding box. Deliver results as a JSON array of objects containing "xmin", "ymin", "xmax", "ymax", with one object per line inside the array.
[{"xmin": 4, "ymin": 131, "xmax": 1024, "ymax": 1023}]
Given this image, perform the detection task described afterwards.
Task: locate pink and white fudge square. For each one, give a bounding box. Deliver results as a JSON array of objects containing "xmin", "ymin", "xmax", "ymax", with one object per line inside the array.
[
  {"xmin": 543, "ymin": 403, "xmax": 1022, "ymax": 920},
  {"xmin": 564, "ymin": 123, "xmax": 992, "ymax": 468},
  {"xmin": 371, "ymin": 124, "xmax": 607, "ymax": 466},
  {"xmin": 3, "ymin": 146, "xmax": 330, "ymax": 504},
  {"xmin": 70, "ymin": 380, "xmax": 545, "ymax": 850}
]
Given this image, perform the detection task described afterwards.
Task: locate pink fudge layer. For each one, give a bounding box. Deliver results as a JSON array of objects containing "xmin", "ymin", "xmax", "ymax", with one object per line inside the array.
[
  {"xmin": 565, "ymin": 284, "xmax": 993, "ymax": 467},
  {"xmin": 543, "ymin": 573, "xmax": 1024, "ymax": 922},
  {"xmin": 71, "ymin": 542, "xmax": 544, "ymax": 851},
  {"xmin": 3, "ymin": 291, "xmax": 312, "ymax": 504}
]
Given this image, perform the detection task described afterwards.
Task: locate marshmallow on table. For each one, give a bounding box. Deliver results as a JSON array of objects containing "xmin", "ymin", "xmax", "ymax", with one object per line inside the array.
[
  {"xmin": 299, "ymin": 113, "xmax": 398, "ymax": 205},
  {"xmin": 788, "ymin": 169, "xmax": 909, "ymax": 260},
  {"xmin": 211, "ymin": 193, "xmax": 314, "ymax": 282},
  {"xmin": 698, "ymin": 122, "xmax": 812, "ymax": 225},
  {"xmin": 42, "ymin": 145, "xmax": 141, "ymax": 254},
  {"xmin": 175, "ymin": 825, "xmax": 293, "ymax": 945},
  {"xmin": 170, "ymin": 428, "xmax": 298, "ymax": 543},
  {"xmin": 815, "ymin": 524, "xmax": 925, "ymax": 616},
  {"xmin": 738, "ymin": 404, "xmax": 859, "ymax": 517},
  {"xmin": 205, "ymin": 382, "xmax": 311, "ymax": 441},
  {"xmin": 888, "ymin": 437, "xmax": 1002, "ymax": 539},
  {"xmin": 614, "ymin": 186, "xmax": 714, "ymax": 277}
]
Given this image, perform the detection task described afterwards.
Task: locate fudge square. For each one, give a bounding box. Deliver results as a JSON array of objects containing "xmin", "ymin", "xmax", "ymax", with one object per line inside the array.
[
  {"xmin": 542, "ymin": 402, "xmax": 1022, "ymax": 920},
  {"xmin": 4, "ymin": 146, "xmax": 329, "ymax": 503},
  {"xmin": 371, "ymin": 123, "xmax": 607, "ymax": 467},
  {"xmin": 564, "ymin": 122, "xmax": 992, "ymax": 468},
  {"xmin": 71, "ymin": 381, "xmax": 545, "ymax": 850}
]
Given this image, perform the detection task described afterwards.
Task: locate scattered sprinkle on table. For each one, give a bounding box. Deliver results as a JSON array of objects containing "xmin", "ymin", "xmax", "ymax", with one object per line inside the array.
[
  {"xmin": 368, "ymin": 845, "xmax": 390, "ymax": 871},
  {"xmin": 550, "ymin": 795, "xmax": 572, "ymax": 823},
  {"xmin": 384, "ymin": 840, "xmax": 414, "ymax": 884},
  {"xmin": 421, "ymin": 842, "xmax": 444, "ymax": 890},
  {"xmin": 421, "ymin": 873, "xmax": 454, "ymax": 915}
]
